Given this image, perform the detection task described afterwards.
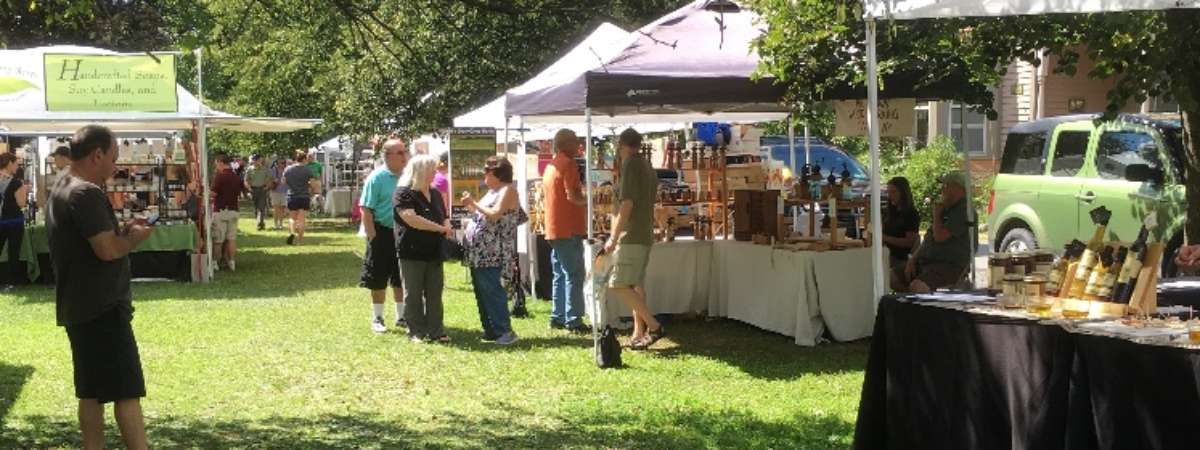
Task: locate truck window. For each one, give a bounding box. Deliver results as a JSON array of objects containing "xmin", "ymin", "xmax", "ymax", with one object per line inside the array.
[
  {"xmin": 1096, "ymin": 131, "xmax": 1161, "ymax": 180},
  {"xmin": 1050, "ymin": 131, "xmax": 1089, "ymax": 177},
  {"xmin": 999, "ymin": 132, "xmax": 1047, "ymax": 175}
]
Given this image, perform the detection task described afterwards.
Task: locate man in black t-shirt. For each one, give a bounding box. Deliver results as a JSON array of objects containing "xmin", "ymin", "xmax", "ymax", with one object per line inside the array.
[{"xmin": 48, "ymin": 125, "xmax": 154, "ymax": 450}]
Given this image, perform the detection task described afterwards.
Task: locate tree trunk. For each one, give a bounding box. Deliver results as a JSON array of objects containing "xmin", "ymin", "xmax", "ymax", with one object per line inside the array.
[
  {"xmin": 1183, "ymin": 108, "xmax": 1200, "ymax": 245},
  {"xmin": 1165, "ymin": 9, "xmax": 1200, "ymax": 244}
]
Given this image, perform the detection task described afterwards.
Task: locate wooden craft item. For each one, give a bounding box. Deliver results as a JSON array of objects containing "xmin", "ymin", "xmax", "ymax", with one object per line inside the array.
[
  {"xmin": 829, "ymin": 197, "xmax": 840, "ymax": 246},
  {"xmin": 1088, "ymin": 300, "xmax": 1127, "ymax": 319},
  {"xmin": 808, "ymin": 200, "xmax": 817, "ymax": 238},
  {"xmin": 1128, "ymin": 242, "xmax": 1165, "ymax": 315},
  {"xmin": 1058, "ymin": 262, "xmax": 1080, "ymax": 298}
]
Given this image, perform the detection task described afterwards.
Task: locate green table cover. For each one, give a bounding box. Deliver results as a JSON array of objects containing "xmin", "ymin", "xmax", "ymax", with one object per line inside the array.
[{"xmin": 1, "ymin": 223, "xmax": 197, "ymax": 281}]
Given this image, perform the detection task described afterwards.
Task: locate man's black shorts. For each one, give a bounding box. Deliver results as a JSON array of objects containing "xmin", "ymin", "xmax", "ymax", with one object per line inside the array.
[
  {"xmin": 287, "ymin": 196, "xmax": 311, "ymax": 211},
  {"xmin": 360, "ymin": 226, "xmax": 402, "ymax": 290},
  {"xmin": 65, "ymin": 308, "xmax": 146, "ymax": 403}
]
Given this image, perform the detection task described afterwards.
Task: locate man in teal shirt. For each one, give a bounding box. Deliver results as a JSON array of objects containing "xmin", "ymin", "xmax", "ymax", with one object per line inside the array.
[{"xmin": 358, "ymin": 139, "xmax": 409, "ymax": 333}]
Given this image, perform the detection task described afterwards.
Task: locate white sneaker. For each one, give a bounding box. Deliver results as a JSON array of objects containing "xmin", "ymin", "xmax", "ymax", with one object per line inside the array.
[
  {"xmin": 496, "ymin": 331, "xmax": 519, "ymax": 345},
  {"xmin": 371, "ymin": 317, "xmax": 387, "ymax": 334},
  {"xmin": 228, "ymin": 260, "xmax": 236, "ymax": 271}
]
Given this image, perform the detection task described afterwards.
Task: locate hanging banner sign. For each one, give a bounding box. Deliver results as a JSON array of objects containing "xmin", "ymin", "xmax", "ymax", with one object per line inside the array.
[
  {"xmin": 834, "ymin": 98, "xmax": 917, "ymax": 137},
  {"xmin": 449, "ymin": 127, "xmax": 497, "ymax": 214},
  {"xmin": 43, "ymin": 54, "xmax": 178, "ymax": 112}
]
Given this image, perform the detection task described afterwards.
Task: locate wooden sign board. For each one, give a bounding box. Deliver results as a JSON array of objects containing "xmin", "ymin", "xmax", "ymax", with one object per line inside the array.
[{"xmin": 834, "ymin": 98, "xmax": 917, "ymax": 137}]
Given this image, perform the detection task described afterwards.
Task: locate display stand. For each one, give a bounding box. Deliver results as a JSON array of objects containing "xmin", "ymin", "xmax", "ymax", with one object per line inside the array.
[
  {"xmin": 664, "ymin": 142, "xmax": 728, "ymax": 240},
  {"xmin": 1129, "ymin": 243, "xmax": 1166, "ymax": 315}
]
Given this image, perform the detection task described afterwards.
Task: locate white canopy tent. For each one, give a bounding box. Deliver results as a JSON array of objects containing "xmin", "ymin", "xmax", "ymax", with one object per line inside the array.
[
  {"xmin": 0, "ymin": 45, "xmax": 320, "ymax": 282},
  {"xmin": 859, "ymin": 0, "xmax": 1200, "ymax": 303}
]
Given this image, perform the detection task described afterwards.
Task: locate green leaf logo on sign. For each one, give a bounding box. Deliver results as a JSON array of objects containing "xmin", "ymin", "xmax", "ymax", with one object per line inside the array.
[
  {"xmin": 0, "ymin": 77, "xmax": 38, "ymax": 96},
  {"xmin": 43, "ymin": 54, "xmax": 179, "ymax": 113}
]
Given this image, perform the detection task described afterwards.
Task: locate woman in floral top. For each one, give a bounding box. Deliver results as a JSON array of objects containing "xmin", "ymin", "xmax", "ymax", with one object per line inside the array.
[{"xmin": 462, "ymin": 157, "xmax": 528, "ymax": 345}]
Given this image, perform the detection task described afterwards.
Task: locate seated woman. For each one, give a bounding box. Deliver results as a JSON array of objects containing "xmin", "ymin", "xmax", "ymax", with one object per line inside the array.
[
  {"xmin": 881, "ymin": 177, "xmax": 920, "ymax": 278},
  {"xmin": 892, "ymin": 171, "xmax": 973, "ymax": 293}
]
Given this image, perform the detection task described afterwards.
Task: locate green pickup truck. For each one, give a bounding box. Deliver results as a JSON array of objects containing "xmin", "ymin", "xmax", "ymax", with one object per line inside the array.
[{"xmin": 987, "ymin": 114, "xmax": 1185, "ymax": 275}]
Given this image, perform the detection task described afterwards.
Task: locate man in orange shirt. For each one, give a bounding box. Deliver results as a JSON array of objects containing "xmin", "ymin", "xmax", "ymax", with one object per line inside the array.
[{"xmin": 542, "ymin": 129, "xmax": 590, "ymax": 332}]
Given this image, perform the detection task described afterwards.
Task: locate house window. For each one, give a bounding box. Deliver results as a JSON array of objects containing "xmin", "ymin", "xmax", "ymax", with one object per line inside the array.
[
  {"xmin": 949, "ymin": 103, "xmax": 987, "ymax": 156},
  {"xmin": 1149, "ymin": 95, "xmax": 1180, "ymax": 113},
  {"xmin": 914, "ymin": 103, "xmax": 930, "ymax": 146}
]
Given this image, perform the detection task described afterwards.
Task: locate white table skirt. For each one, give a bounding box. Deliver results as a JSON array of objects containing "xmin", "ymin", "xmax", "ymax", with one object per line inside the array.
[
  {"xmin": 588, "ymin": 239, "xmax": 876, "ymax": 346},
  {"xmin": 602, "ymin": 240, "xmax": 713, "ymax": 320},
  {"xmin": 810, "ymin": 247, "xmax": 879, "ymax": 342},
  {"xmin": 708, "ymin": 241, "xmax": 825, "ymax": 346}
]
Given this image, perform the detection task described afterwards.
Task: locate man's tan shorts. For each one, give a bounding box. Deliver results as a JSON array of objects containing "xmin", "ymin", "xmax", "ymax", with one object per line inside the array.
[
  {"xmin": 609, "ymin": 244, "xmax": 651, "ymax": 288},
  {"xmin": 212, "ymin": 209, "xmax": 239, "ymax": 243}
]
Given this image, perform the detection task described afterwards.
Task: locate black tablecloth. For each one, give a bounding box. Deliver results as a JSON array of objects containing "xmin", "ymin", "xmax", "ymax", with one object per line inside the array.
[
  {"xmin": 855, "ymin": 296, "xmax": 1200, "ymax": 450},
  {"xmin": 32, "ymin": 251, "xmax": 191, "ymax": 283}
]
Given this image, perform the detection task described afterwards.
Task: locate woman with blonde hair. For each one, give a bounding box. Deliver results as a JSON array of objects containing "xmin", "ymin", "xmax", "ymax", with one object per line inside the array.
[{"xmin": 393, "ymin": 154, "xmax": 453, "ymax": 343}]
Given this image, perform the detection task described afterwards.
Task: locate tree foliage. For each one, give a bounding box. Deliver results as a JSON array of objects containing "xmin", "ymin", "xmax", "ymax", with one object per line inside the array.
[{"xmin": 3, "ymin": 0, "xmax": 689, "ymax": 156}]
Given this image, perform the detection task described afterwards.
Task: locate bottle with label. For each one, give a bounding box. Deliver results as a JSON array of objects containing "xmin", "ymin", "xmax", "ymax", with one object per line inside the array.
[
  {"xmin": 1112, "ymin": 226, "xmax": 1150, "ymax": 302},
  {"xmin": 1047, "ymin": 240, "xmax": 1085, "ymax": 297},
  {"xmin": 1095, "ymin": 246, "xmax": 1127, "ymax": 301},
  {"xmin": 1083, "ymin": 247, "xmax": 1115, "ymax": 301},
  {"xmin": 1068, "ymin": 206, "xmax": 1113, "ymax": 299}
]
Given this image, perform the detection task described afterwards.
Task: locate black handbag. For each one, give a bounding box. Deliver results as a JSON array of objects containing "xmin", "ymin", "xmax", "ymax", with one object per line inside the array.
[
  {"xmin": 595, "ymin": 326, "xmax": 623, "ymax": 369},
  {"xmin": 441, "ymin": 237, "xmax": 465, "ymax": 261}
]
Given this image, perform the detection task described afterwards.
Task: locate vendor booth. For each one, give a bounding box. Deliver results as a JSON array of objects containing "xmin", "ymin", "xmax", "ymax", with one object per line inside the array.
[
  {"xmin": 851, "ymin": 1, "xmax": 1200, "ymax": 449},
  {"xmin": 495, "ymin": 0, "xmax": 887, "ymax": 345},
  {"xmin": 0, "ymin": 45, "xmax": 319, "ymax": 282}
]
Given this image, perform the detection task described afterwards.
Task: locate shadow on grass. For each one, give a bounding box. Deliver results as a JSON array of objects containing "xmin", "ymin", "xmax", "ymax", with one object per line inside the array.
[
  {"xmin": 437, "ymin": 326, "xmax": 591, "ymax": 352},
  {"xmin": 13, "ymin": 247, "xmax": 362, "ymax": 304},
  {"xmin": 1, "ymin": 405, "xmax": 854, "ymax": 449},
  {"xmin": 649, "ymin": 318, "xmax": 871, "ymax": 381},
  {"xmin": 0, "ymin": 363, "xmax": 34, "ymax": 423}
]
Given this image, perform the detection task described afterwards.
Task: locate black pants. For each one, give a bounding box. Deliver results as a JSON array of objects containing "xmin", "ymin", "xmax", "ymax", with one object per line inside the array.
[{"xmin": 0, "ymin": 223, "xmax": 24, "ymax": 284}]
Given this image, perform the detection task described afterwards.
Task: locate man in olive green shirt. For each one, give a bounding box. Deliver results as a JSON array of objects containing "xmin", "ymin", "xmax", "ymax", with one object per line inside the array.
[
  {"xmin": 894, "ymin": 170, "xmax": 972, "ymax": 293},
  {"xmin": 243, "ymin": 155, "xmax": 273, "ymax": 231},
  {"xmin": 605, "ymin": 128, "xmax": 664, "ymax": 350}
]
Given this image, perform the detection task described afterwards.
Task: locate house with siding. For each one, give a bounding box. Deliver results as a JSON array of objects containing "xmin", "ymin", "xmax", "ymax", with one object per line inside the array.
[{"xmin": 919, "ymin": 49, "xmax": 1179, "ymax": 177}]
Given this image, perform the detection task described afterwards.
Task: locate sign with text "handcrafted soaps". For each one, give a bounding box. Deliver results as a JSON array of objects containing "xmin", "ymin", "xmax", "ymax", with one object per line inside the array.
[
  {"xmin": 834, "ymin": 98, "xmax": 916, "ymax": 138},
  {"xmin": 44, "ymin": 54, "xmax": 178, "ymax": 112}
]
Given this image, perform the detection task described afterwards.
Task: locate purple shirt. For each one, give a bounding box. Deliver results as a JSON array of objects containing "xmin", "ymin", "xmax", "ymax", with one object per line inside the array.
[{"xmin": 432, "ymin": 171, "xmax": 450, "ymax": 211}]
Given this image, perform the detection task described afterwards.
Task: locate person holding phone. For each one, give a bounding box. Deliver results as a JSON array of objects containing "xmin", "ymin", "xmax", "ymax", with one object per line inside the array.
[
  {"xmin": 48, "ymin": 125, "xmax": 155, "ymax": 450},
  {"xmin": 0, "ymin": 153, "xmax": 30, "ymax": 289}
]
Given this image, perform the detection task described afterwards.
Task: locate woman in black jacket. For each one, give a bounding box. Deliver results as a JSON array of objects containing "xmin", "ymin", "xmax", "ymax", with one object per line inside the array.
[
  {"xmin": 393, "ymin": 154, "xmax": 453, "ymax": 343},
  {"xmin": 0, "ymin": 153, "xmax": 30, "ymax": 288}
]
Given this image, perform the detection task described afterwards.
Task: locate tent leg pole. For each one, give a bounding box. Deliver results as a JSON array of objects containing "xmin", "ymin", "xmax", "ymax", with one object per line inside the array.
[
  {"xmin": 585, "ymin": 109, "xmax": 594, "ymax": 242},
  {"xmin": 199, "ymin": 118, "xmax": 213, "ymax": 282},
  {"xmin": 788, "ymin": 114, "xmax": 796, "ymax": 176},
  {"xmin": 517, "ymin": 116, "xmax": 533, "ymax": 297},
  {"xmin": 866, "ymin": 18, "xmax": 885, "ymax": 304}
]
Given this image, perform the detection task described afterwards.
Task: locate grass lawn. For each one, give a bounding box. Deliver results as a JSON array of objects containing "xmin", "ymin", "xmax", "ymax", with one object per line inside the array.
[{"xmin": 0, "ymin": 218, "xmax": 870, "ymax": 449}]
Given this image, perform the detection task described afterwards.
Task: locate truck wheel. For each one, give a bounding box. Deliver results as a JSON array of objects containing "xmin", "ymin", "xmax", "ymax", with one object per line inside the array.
[{"xmin": 999, "ymin": 227, "xmax": 1037, "ymax": 253}]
